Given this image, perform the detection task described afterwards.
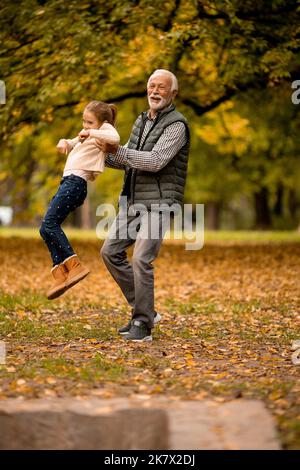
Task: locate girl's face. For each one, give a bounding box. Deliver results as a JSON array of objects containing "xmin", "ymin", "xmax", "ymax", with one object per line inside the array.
[{"xmin": 82, "ymin": 110, "xmax": 101, "ymax": 130}]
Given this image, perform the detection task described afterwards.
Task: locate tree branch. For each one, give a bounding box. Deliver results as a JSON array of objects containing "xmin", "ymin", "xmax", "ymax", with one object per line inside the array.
[
  {"xmin": 196, "ymin": 0, "xmax": 299, "ymax": 23},
  {"xmin": 162, "ymin": 0, "xmax": 181, "ymax": 32}
]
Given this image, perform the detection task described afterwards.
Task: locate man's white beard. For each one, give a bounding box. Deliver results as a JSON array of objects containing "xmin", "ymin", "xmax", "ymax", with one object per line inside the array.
[{"xmin": 148, "ymin": 95, "xmax": 170, "ymax": 112}]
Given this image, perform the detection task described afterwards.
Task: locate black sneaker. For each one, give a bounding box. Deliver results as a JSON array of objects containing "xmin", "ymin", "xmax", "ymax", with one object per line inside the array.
[
  {"xmin": 124, "ymin": 320, "xmax": 152, "ymax": 342},
  {"xmin": 118, "ymin": 311, "xmax": 161, "ymax": 335},
  {"xmin": 118, "ymin": 319, "xmax": 132, "ymax": 335}
]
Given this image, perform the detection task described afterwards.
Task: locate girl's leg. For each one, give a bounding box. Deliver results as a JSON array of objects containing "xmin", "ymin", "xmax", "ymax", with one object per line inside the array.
[
  {"xmin": 40, "ymin": 202, "xmax": 66, "ymax": 267},
  {"xmin": 40, "ymin": 176, "xmax": 87, "ymax": 265}
]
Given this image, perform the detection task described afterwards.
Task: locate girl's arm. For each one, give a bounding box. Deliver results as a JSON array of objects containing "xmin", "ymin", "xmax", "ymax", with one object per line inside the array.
[
  {"xmin": 57, "ymin": 137, "xmax": 79, "ymax": 154},
  {"xmin": 88, "ymin": 123, "xmax": 120, "ymax": 145},
  {"xmin": 65, "ymin": 136, "xmax": 80, "ymax": 149}
]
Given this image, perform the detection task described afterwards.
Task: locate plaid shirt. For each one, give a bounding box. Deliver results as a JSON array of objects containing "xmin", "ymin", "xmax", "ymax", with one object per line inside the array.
[{"xmin": 105, "ymin": 107, "xmax": 187, "ymax": 173}]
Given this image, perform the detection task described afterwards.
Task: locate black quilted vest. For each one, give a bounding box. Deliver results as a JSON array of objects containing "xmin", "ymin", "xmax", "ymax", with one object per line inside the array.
[{"xmin": 120, "ymin": 104, "xmax": 190, "ymax": 210}]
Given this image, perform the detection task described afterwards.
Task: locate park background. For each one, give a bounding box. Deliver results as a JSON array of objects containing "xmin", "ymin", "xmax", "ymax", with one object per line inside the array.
[{"xmin": 0, "ymin": 0, "xmax": 300, "ymax": 449}]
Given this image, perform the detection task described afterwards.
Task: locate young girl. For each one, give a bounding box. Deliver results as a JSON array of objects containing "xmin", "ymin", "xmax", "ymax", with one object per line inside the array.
[{"xmin": 40, "ymin": 101, "xmax": 120, "ymax": 300}]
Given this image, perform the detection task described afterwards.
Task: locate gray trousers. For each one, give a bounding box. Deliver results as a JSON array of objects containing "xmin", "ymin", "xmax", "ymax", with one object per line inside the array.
[{"xmin": 100, "ymin": 208, "xmax": 168, "ymax": 328}]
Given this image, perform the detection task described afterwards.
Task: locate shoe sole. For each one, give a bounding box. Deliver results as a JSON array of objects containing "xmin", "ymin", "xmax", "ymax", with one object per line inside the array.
[
  {"xmin": 125, "ymin": 335, "xmax": 152, "ymax": 342},
  {"xmin": 47, "ymin": 284, "xmax": 67, "ymax": 300},
  {"xmin": 119, "ymin": 312, "xmax": 162, "ymax": 335},
  {"xmin": 65, "ymin": 269, "xmax": 90, "ymax": 290}
]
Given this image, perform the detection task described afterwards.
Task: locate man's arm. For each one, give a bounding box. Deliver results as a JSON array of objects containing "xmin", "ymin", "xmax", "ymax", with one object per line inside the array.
[
  {"xmin": 105, "ymin": 153, "xmax": 126, "ymax": 170},
  {"xmin": 110, "ymin": 122, "xmax": 187, "ymax": 173},
  {"xmin": 104, "ymin": 141, "xmax": 128, "ymax": 170}
]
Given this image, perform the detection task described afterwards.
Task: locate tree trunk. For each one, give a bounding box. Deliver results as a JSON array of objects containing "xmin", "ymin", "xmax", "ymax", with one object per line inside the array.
[
  {"xmin": 288, "ymin": 189, "xmax": 297, "ymax": 219},
  {"xmin": 274, "ymin": 183, "xmax": 283, "ymax": 216},
  {"xmin": 288, "ymin": 189, "xmax": 300, "ymax": 232},
  {"xmin": 12, "ymin": 162, "xmax": 36, "ymax": 226},
  {"xmin": 254, "ymin": 187, "xmax": 272, "ymax": 230},
  {"xmin": 206, "ymin": 201, "xmax": 222, "ymax": 230},
  {"xmin": 70, "ymin": 198, "xmax": 91, "ymax": 229}
]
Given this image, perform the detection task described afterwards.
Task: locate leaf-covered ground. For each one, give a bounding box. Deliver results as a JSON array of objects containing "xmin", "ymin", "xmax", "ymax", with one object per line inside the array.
[{"xmin": 0, "ymin": 233, "xmax": 299, "ymax": 449}]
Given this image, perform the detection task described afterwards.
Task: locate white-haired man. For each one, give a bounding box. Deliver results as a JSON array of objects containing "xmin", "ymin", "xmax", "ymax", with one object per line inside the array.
[{"xmin": 101, "ymin": 69, "xmax": 190, "ymax": 341}]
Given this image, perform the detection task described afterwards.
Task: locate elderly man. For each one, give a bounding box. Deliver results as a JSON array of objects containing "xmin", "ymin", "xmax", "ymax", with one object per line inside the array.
[{"xmin": 101, "ymin": 69, "xmax": 190, "ymax": 342}]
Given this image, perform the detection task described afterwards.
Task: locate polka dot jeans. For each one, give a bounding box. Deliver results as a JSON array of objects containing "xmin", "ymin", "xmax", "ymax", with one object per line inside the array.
[{"xmin": 40, "ymin": 175, "xmax": 87, "ymax": 266}]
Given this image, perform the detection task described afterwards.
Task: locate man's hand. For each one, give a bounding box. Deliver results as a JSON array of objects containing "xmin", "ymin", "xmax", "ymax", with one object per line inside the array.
[
  {"xmin": 57, "ymin": 139, "xmax": 69, "ymax": 155},
  {"xmin": 97, "ymin": 140, "xmax": 119, "ymax": 155}
]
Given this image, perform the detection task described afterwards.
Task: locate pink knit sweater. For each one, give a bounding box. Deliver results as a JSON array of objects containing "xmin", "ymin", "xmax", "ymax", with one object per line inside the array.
[{"xmin": 63, "ymin": 122, "xmax": 120, "ymax": 180}]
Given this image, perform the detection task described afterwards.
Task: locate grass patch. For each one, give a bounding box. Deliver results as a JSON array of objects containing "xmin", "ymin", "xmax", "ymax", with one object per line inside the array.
[
  {"xmin": 1, "ymin": 227, "xmax": 300, "ymax": 243},
  {"xmin": 0, "ymin": 311, "xmax": 113, "ymax": 342},
  {"xmin": 0, "ymin": 290, "xmax": 49, "ymax": 313}
]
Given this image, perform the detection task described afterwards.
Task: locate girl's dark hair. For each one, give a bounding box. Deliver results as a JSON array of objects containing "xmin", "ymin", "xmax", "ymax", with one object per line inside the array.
[{"xmin": 85, "ymin": 101, "xmax": 117, "ymax": 127}]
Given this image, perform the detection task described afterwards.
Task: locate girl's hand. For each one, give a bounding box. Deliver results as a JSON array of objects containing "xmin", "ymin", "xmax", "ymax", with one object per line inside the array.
[
  {"xmin": 57, "ymin": 139, "xmax": 69, "ymax": 155},
  {"xmin": 78, "ymin": 129, "xmax": 90, "ymax": 142}
]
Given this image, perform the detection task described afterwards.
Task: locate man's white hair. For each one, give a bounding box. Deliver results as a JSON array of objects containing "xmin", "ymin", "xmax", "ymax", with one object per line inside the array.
[{"xmin": 148, "ymin": 69, "xmax": 178, "ymax": 92}]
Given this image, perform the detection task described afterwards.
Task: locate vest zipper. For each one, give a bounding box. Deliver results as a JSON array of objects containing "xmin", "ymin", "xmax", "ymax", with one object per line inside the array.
[
  {"xmin": 129, "ymin": 169, "xmax": 136, "ymax": 206},
  {"xmin": 130, "ymin": 107, "xmax": 175, "ymax": 206},
  {"xmin": 128, "ymin": 113, "xmax": 148, "ymax": 207},
  {"xmin": 131, "ymin": 114, "xmax": 162, "ymax": 206},
  {"xmin": 156, "ymin": 176, "xmax": 163, "ymax": 198}
]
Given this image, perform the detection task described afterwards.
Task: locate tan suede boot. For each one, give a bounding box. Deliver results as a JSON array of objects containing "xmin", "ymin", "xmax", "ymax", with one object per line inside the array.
[
  {"xmin": 63, "ymin": 255, "xmax": 90, "ymax": 290},
  {"xmin": 47, "ymin": 264, "xmax": 68, "ymax": 300}
]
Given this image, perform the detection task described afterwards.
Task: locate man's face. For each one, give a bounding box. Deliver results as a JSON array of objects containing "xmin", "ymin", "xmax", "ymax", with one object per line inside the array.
[{"xmin": 147, "ymin": 73, "xmax": 177, "ymax": 113}]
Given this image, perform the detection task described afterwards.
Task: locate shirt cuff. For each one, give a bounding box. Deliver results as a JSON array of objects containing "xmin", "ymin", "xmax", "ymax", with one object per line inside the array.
[{"xmin": 113, "ymin": 145, "xmax": 128, "ymax": 165}]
